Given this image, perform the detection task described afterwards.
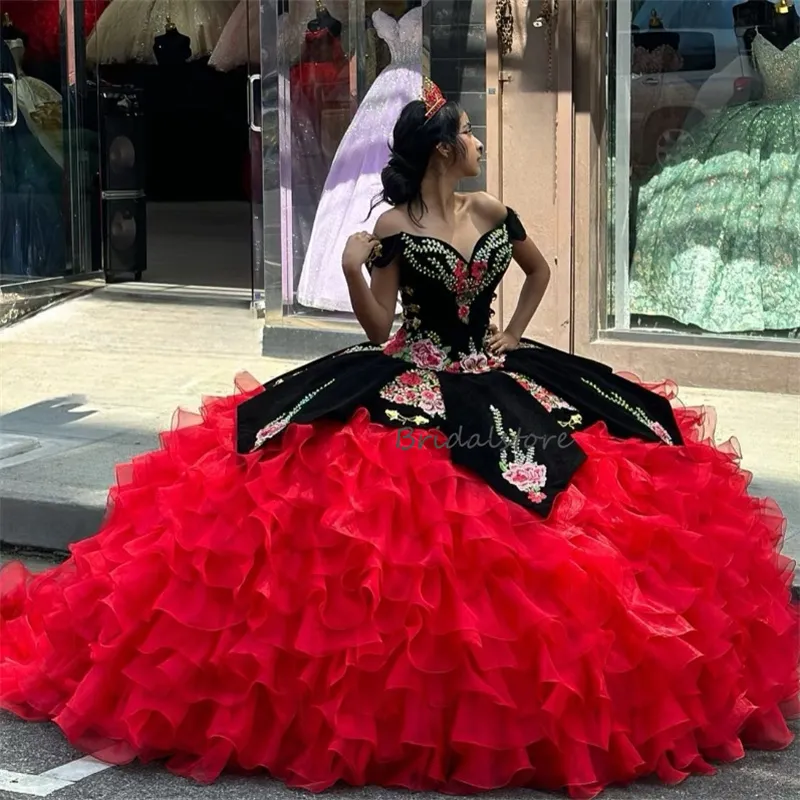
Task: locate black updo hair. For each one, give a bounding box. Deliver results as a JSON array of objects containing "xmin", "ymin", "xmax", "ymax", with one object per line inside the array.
[{"xmin": 371, "ymin": 98, "xmax": 466, "ymax": 225}]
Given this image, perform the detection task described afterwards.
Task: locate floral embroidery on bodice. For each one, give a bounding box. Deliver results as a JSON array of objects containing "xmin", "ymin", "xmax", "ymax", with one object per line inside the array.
[
  {"xmin": 753, "ymin": 33, "xmax": 800, "ymax": 101},
  {"xmin": 369, "ymin": 218, "xmax": 515, "ymax": 373},
  {"xmin": 236, "ymin": 206, "xmax": 684, "ymax": 517}
]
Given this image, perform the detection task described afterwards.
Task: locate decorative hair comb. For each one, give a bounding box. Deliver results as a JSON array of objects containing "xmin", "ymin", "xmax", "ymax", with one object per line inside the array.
[{"xmin": 422, "ymin": 77, "xmax": 446, "ymax": 119}]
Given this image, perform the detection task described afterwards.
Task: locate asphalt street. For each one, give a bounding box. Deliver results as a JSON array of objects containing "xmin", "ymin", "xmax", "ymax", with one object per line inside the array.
[
  {"xmin": 0, "ymin": 553, "xmax": 798, "ymax": 800},
  {"xmin": 0, "ymin": 711, "xmax": 797, "ymax": 800}
]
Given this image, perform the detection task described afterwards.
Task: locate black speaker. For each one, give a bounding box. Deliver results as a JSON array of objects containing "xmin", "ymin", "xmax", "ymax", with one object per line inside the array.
[
  {"xmin": 99, "ymin": 86, "xmax": 146, "ymax": 278},
  {"xmin": 103, "ymin": 196, "xmax": 147, "ymax": 277}
]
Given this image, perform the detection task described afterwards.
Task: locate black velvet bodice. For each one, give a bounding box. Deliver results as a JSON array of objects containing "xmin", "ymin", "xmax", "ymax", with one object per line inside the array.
[
  {"xmin": 369, "ymin": 221, "xmax": 514, "ymax": 371},
  {"xmin": 237, "ymin": 208, "xmax": 683, "ymax": 516}
]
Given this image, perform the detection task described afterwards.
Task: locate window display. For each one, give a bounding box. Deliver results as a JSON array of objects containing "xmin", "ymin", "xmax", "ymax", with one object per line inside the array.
[
  {"xmin": 0, "ymin": 3, "xmax": 101, "ymax": 281},
  {"xmin": 295, "ymin": 1, "xmax": 425, "ymax": 313},
  {"xmin": 86, "ymin": 0, "xmax": 238, "ymax": 66},
  {"xmin": 606, "ymin": 0, "xmax": 800, "ymax": 338},
  {"xmin": 0, "ymin": 35, "xmax": 65, "ymax": 278},
  {"xmin": 268, "ymin": 0, "xmax": 427, "ymax": 319}
]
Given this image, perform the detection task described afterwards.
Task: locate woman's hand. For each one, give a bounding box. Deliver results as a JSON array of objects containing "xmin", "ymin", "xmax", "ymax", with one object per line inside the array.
[
  {"xmin": 342, "ymin": 232, "xmax": 379, "ymax": 276},
  {"xmin": 487, "ymin": 328, "xmax": 520, "ymax": 355}
]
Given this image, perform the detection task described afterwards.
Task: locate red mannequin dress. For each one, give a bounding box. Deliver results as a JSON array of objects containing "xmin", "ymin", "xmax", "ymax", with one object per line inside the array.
[
  {"xmin": 288, "ymin": 26, "xmax": 351, "ymax": 265},
  {"xmin": 0, "ymin": 208, "xmax": 798, "ymax": 798},
  {"xmin": 1, "ymin": 0, "xmax": 109, "ymax": 62}
]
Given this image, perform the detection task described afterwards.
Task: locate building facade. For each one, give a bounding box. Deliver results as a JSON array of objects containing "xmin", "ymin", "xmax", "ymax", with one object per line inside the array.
[{"xmin": 1, "ymin": 0, "xmax": 797, "ymax": 392}]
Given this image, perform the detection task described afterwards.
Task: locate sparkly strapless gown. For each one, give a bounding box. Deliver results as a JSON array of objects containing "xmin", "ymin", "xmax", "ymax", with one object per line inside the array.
[
  {"xmin": 1, "ymin": 208, "xmax": 797, "ymax": 798},
  {"xmin": 86, "ymin": 0, "xmax": 238, "ymax": 65},
  {"xmin": 295, "ymin": 7, "xmax": 423, "ymax": 313},
  {"xmin": 208, "ymin": 0, "xmax": 261, "ymax": 71},
  {"xmin": 630, "ymin": 33, "xmax": 800, "ymax": 333}
]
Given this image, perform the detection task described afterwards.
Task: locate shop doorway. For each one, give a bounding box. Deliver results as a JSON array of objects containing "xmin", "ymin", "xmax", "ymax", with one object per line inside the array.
[{"xmin": 88, "ymin": 0, "xmax": 259, "ymax": 294}]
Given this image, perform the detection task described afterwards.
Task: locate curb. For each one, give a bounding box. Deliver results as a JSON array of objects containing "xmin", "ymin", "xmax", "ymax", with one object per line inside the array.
[
  {"xmin": 1, "ymin": 495, "xmax": 798, "ymax": 606},
  {"xmin": 0, "ymin": 495, "xmax": 105, "ymax": 553}
]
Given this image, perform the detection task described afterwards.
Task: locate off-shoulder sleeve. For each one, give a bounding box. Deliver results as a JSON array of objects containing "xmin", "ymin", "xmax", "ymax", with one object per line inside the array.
[
  {"xmin": 505, "ymin": 207, "xmax": 527, "ymax": 241},
  {"xmin": 366, "ymin": 234, "xmax": 403, "ymax": 272}
]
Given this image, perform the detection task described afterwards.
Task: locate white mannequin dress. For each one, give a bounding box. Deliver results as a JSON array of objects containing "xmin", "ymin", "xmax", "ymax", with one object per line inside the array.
[{"xmin": 86, "ymin": 0, "xmax": 238, "ymax": 66}]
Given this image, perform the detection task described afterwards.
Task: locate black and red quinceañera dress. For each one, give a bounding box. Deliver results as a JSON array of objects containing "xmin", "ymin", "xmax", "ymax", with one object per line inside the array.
[{"xmin": 1, "ymin": 209, "xmax": 798, "ymax": 798}]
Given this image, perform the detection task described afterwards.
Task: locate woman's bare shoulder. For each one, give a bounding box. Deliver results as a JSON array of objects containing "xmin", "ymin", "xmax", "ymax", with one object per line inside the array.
[
  {"xmin": 373, "ymin": 207, "xmax": 410, "ymax": 239},
  {"xmin": 462, "ymin": 191, "xmax": 508, "ymax": 228}
]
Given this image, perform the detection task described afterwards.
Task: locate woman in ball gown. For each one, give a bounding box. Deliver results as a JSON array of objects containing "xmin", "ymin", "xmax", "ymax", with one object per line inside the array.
[
  {"xmin": 295, "ymin": 2, "xmax": 425, "ymax": 312},
  {"xmin": 1, "ymin": 81, "xmax": 798, "ymax": 799},
  {"xmin": 629, "ymin": 5, "xmax": 800, "ymax": 334},
  {"xmin": 86, "ymin": 0, "xmax": 238, "ymax": 66}
]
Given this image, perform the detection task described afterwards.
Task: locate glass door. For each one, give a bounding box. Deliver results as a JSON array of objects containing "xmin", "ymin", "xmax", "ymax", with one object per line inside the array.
[
  {"xmin": 0, "ymin": 0, "xmax": 96, "ymax": 288},
  {"xmin": 261, "ymin": 1, "xmax": 426, "ymax": 329},
  {"xmin": 246, "ymin": 0, "xmax": 265, "ymax": 310}
]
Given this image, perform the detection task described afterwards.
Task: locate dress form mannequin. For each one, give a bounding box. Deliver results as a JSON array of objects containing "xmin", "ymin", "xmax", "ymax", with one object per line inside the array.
[
  {"xmin": 737, "ymin": 0, "xmax": 800, "ymax": 50},
  {"xmin": 762, "ymin": 0, "xmax": 800, "ymax": 48},
  {"xmin": 152, "ymin": 16, "xmax": 192, "ymax": 65},
  {"xmin": 86, "ymin": 0, "xmax": 237, "ymax": 66},
  {"xmin": 289, "ymin": 2, "xmax": 351, "ymax": 268}
]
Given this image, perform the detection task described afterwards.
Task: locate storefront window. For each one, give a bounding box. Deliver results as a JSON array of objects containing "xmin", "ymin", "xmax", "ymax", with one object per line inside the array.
[
  {"xmin": 606, "ymin": 0, "xmax": 800, "ymax": 341},
  {"xmin": 0, "ymin": 0, "xmax": 98, "ymax": 287},
  {"xmin": 261, "ymin": 0, "xmax": 432, "ymax": 324}
]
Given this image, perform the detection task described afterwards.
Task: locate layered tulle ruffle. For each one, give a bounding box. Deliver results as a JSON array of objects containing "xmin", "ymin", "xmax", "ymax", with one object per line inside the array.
[{"xmin": 1, "ymin": 373, "xmax": 797, "ymax": 798}]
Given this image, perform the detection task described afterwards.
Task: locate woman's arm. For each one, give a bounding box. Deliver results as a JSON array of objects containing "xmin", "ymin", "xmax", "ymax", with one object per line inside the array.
[
  {"xmin": 503, "ymin": 235, "xmax": 551, "ymax": 343},
  {"xmin": 472, "ymin": 193, "xmax": 551, "ymax": 353},
  {"xmin": 342, "ymin": 218, "xmax": 400, "ymax": 343}
]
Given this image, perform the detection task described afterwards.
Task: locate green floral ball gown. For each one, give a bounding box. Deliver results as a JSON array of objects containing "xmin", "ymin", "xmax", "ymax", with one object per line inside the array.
[{"xmin": 630, "ymin": 33, "xmax": 800, "ymax": 333}]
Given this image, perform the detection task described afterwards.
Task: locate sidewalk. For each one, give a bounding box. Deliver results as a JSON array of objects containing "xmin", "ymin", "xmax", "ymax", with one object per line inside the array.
[{"xmin": 1, "ymin": 286, "xmax": 798, "ymax": 586}]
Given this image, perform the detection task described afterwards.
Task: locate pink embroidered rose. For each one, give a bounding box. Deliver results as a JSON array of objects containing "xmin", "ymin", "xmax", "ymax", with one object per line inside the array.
[
  {"xmin": 471, "ymin": 260, "xmax": 487, "ymax": 280},
  {"xmin": 487, "ymin": 355, "xmax": 506, "ymax": 370},
  {"xmin": 527, "ymin": 490, "xmax": 546, "ymax": 504},
  {"xmin": 398, "ymin": 371, "xmax": 423, "ymax": 387},
  {"xmin": 419, "ymin": 388, "xmax": 444, "ymax": 415},
  {"xmin": 399, "ymin": 388, "xmax": 419, "ymax": 405},
  {"xmin": 410, "ymin": 339, "xmax": 446, "ymax": 370},
  {"xmin": 460, "ymin": 353, "xmax": 491, "ymax": 373},
  {"xmin": 383, "ymin": 327, "xmax": 407, "ymax": 356},
  {"xmin": 454, "ymin": 259, "xmax": 467, "ymax": 278},
  {"xmin": 444, "ymin": 362, "xmax": 461, "ymax": 373},
  {"xmin": 502, "ymin": 462, "xmax": 547, "ymax": 493},
  {"xmin": 457, "ymin": 304, "xmax": 469, "ymax": 320}
]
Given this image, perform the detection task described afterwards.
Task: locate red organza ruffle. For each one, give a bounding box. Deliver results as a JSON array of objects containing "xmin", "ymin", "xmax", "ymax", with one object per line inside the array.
[{"xmin": 1, "ymin": 372, "xmax": 797, "ymax": 799}]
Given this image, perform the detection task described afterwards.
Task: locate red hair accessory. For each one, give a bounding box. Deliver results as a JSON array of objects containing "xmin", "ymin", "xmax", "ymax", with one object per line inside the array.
[{"xmin": 422, "ymin": 77, "xmax": 446, "ymax": 119}]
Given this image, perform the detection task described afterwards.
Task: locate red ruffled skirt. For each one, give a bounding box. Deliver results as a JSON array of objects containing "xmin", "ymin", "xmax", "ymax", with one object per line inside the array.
[{"xmin": 1, "ymin": 373, "xmax": 797, "ymax": 798}]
